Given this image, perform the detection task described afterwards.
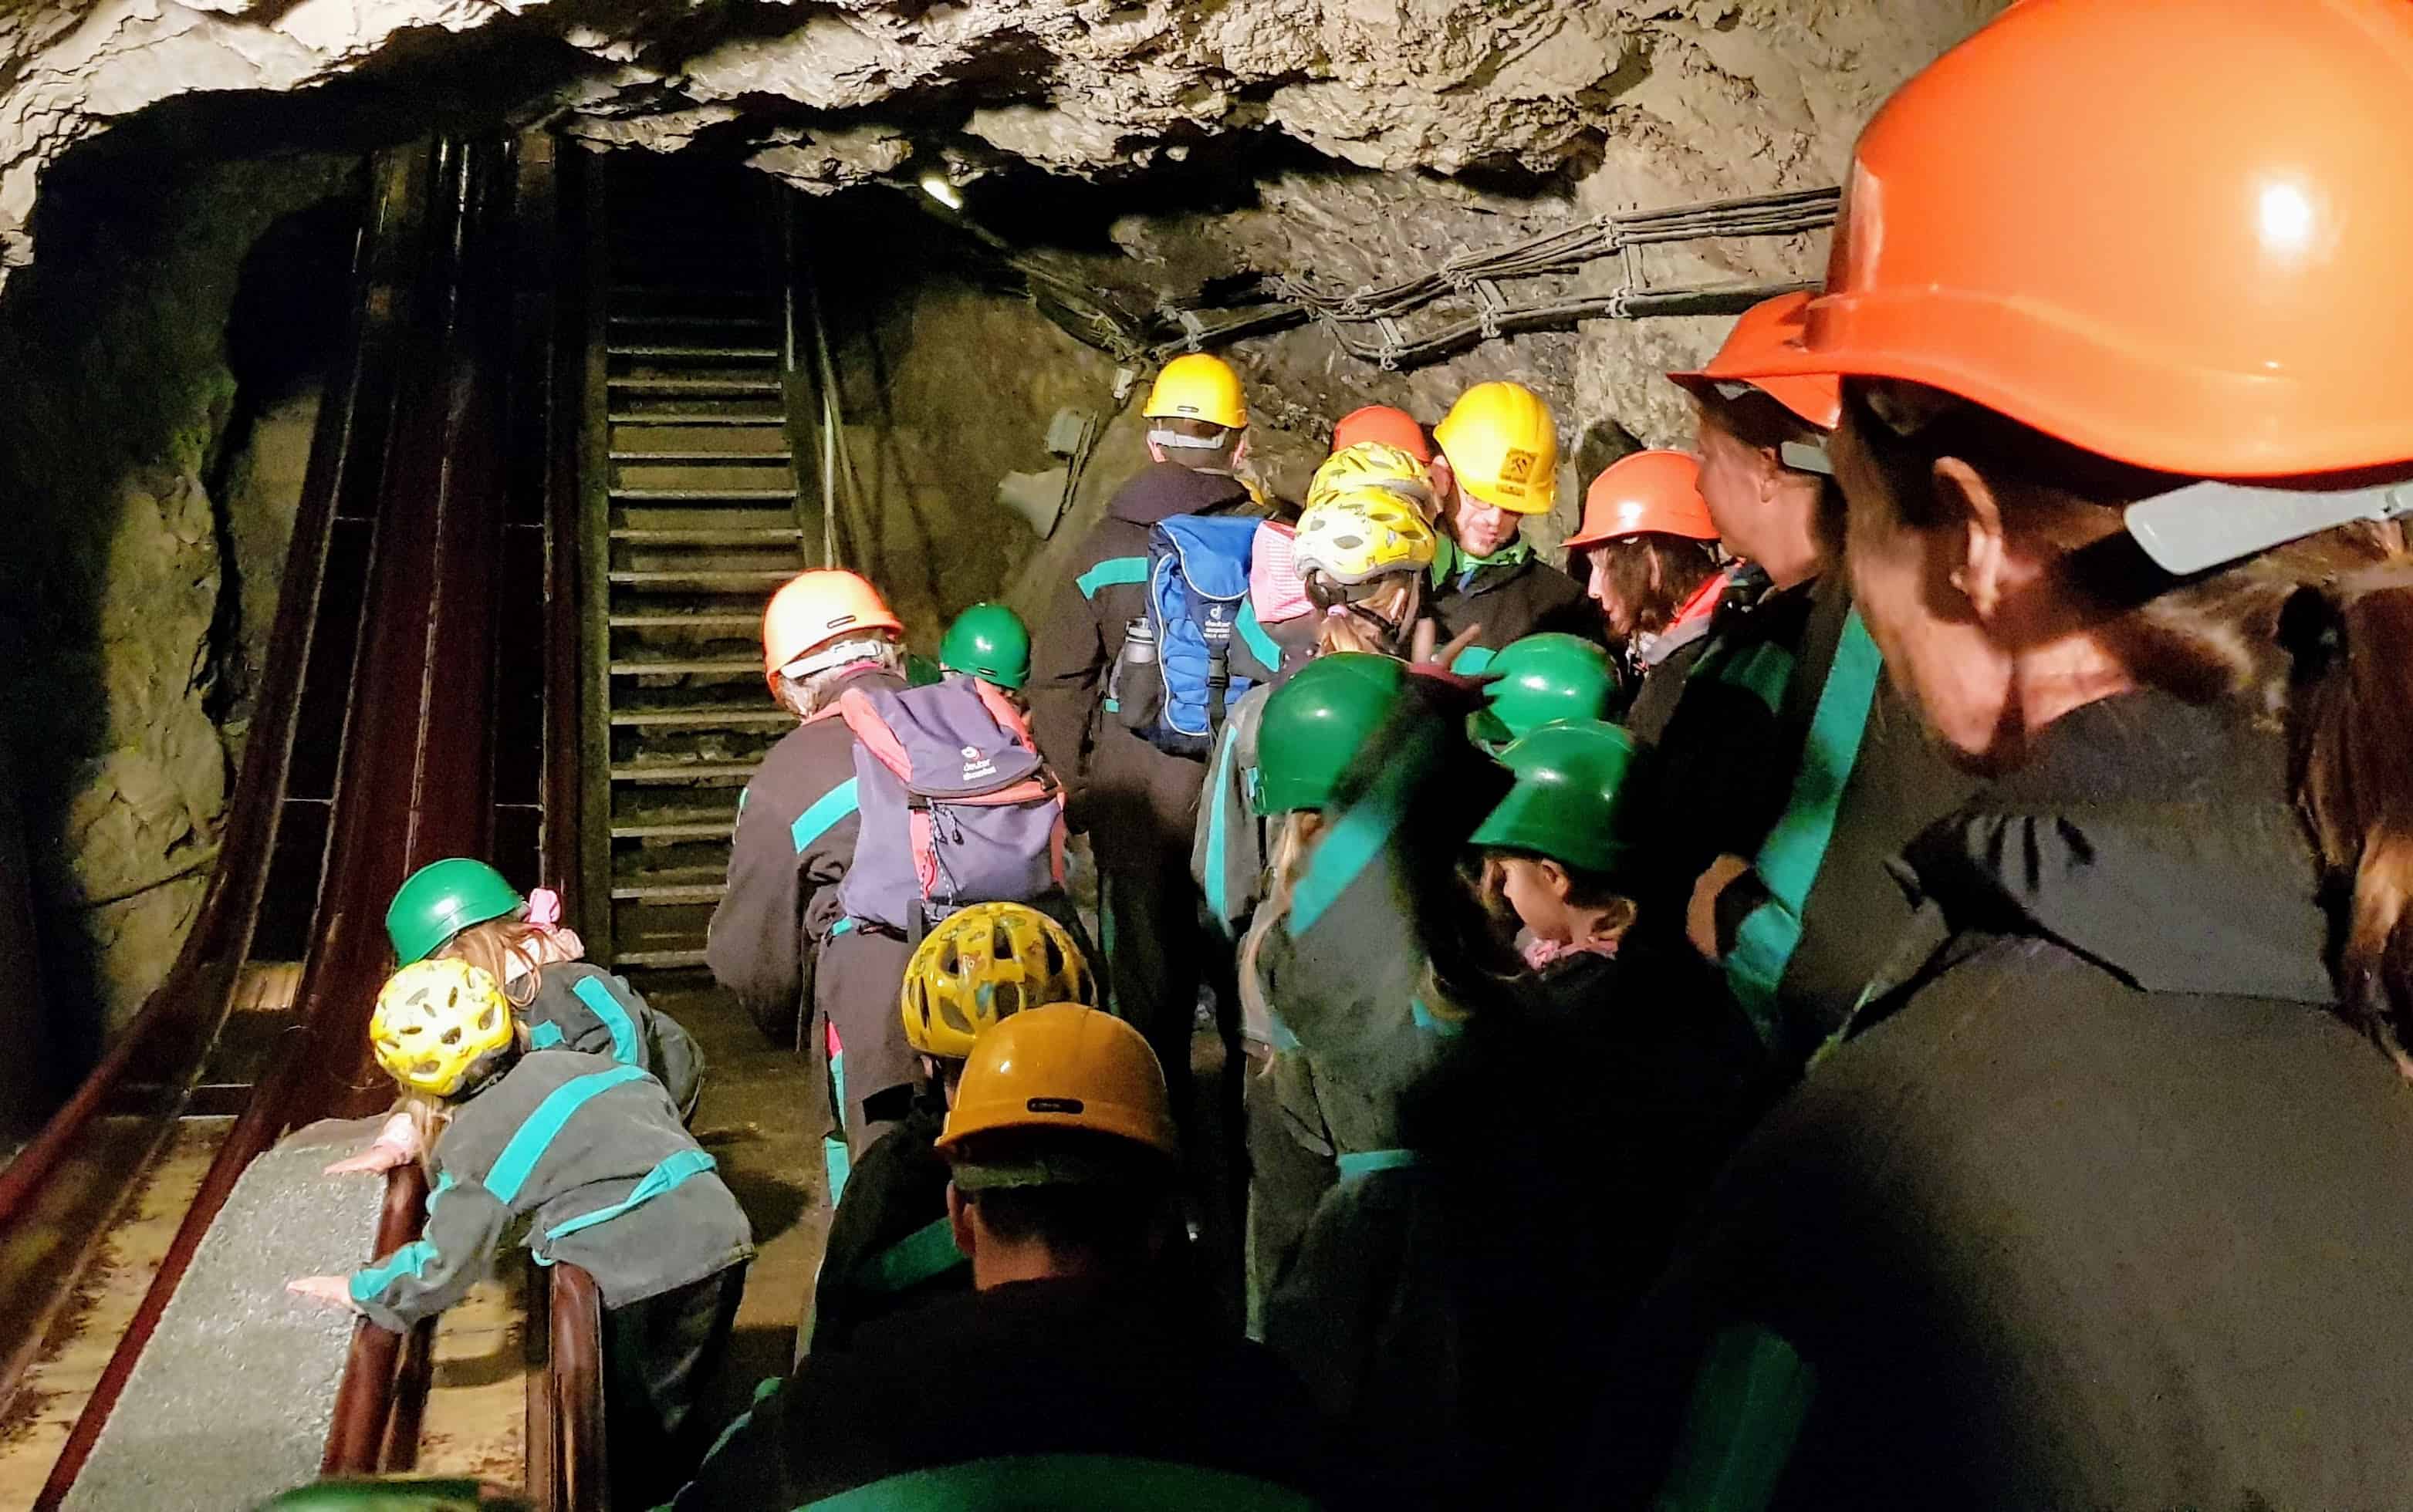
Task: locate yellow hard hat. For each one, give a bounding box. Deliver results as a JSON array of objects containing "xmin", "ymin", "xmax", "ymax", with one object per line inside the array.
[
  {"xmin": 370, "ymin": 957, "xmax": 515, "ymax": 1099},
  {"xmin": 1306, "ymin": 441, "xmax": 1436, "ymax": 518},
  {"xmin": 1143, "ymin": 353, "xmax": 1248, "ymax": 430},
  {"xmin": 937, "ymin": 1004, "xmax": 1179, "ymax": 1160},
  {"xmin": 1433, "ymin": 380, "xmax": 1560, "ymax": 515},
  {"xmin": 1292, "ymin": 486, "xmax": 1439, "ymax": 586},
  {"xmin": 901, "ymin": 903, "xmax": 1095, "ymax": 1061}
]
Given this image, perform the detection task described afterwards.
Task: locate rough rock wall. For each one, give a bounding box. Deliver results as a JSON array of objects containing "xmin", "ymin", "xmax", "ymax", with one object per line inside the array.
[{"xmin": 0, "ymin": 149, "xmax": 357, "ymax": 1063}]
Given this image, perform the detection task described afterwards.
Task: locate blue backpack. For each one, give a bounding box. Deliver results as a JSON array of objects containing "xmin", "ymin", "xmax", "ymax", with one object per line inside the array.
[{"xmin": 1136, "ymin": 515, "xmax": 1261, "ymax": 758}]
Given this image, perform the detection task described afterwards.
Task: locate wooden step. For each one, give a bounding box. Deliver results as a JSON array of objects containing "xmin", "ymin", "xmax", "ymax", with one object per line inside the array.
[
  {"xmin": 610, "ymin": 488, "xmax": 799, "ymax": 503},
  {"xmin": 613, "ymin": 883, "xmax": 729, "ymax": 905},
  {"xmin": 607, "ymin": 376, "xmax": 784, "ymax": 395},
  {"xmin": 608, "ymin": 569, "xmax": 793, "ymax": 589},
  {"xmin": 608, "ymin": 345, "xmax": 782, "ymax": 361},
  {"xmin": 610, "ymin": 657, "xmax": 760, "ymax": 676},
  {"xmin": 607, "ymin": 612, "xmax": 762, "ymax": 631},
  {"xmin": 607, "ymin": 412, "xmax": 786, "ymax": 426},
  {"xmin": 609, "ymin": 526, "xmax": 802, "ymax": 546},
  {"xmin": 611, "ymin": 820, "xmax": 736, "ymax": 842},
  {"xmin": 613, "ymin": 949, "xmax": 710, "ymax": 970},
  {"xmin": 608, "ymin": 314, "xmax": 776, "ymax": 329},
  {"xmin": 611, "ymin": 761, "xmax": 759, "ymax": 784},
  {"xmin": 610, "ymin": 449, "xmax": 795, "ymax": 465},
  {"xmin": 610, "ymin": 707, "xmax": 794, "ymax": 728}
]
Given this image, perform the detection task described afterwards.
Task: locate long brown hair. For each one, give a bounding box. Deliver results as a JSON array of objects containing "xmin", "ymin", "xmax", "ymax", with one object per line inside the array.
[
  {"xmin": 436, "ymin": 917, "xmax": 542, "ymax": 1007},
  {"xmin": 1854, "ymin": 380, "xmax": 2413, "ymax": 1065},
  {"xmin": 1587, "ymin": 535, "xmax": 1722, "ymax": 641}
]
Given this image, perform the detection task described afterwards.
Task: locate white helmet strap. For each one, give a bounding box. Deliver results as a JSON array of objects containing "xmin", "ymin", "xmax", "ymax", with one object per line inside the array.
[{"xmin": 2123, "ymin": 478, "xmax": 2413, "ymax": 575}]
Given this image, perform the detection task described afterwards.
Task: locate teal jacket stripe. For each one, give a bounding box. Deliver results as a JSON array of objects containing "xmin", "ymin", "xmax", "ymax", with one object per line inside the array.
[
  {"xmin": 791, "ymin": 778, "xmax": 860, "ymax": 854},
  {"xmin": 1201, "ymin": 727, "xmax": 1244, "ymax": 930},
  {"xmin": 485, "ymin": 1064, "xmax": 651, "ymax": 1203},
  {"xmin": 1725, "ymin": 612, "xmax": 1883, "ymax": 1038},
  {"xmin": 1337, "ymin": 1148, "xmax": 1419, "ymax": 1181},
  {"xmin": 570, "ymin": 974, "xmax": 641, "ymax": 1066},
  {"xmin": 540, "ymin": 1147, "xmax": 718, "ymax": 1249},
  {"xmin": 1236, "ymin": 602, "xmax": 1283, "ymax": 671},
  {"xmin": 1654, "ymin": 1325, "xmax": 1818, "ymax": 1512},
  {"xmin": 863, "ymin": 1215, "xmax": 968, "ymax": 1295},
  {"xmin": 1076, "ymin": 555, "xmax": 1148, "ymax": 599},
  {"xmin": 1286, "ymin": 718, "xmax": 1433, "ymax": 937},
  {"xmin": 529, "ymin": 1021, "xmax": 566, "ymax": 1050},
  {"xmin": 350, "ymin": 1239, "xmax": 438, "ymax": 1303}
]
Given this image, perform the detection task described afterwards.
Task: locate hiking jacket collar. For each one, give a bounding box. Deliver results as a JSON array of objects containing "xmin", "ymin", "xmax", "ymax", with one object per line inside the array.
[
  {"xmin": 1901, "ymin": 688, "xmax": 2332, "ymax": 1005},
  {"xmin": 1107, "ymin": 461, "xmax": 1252, "ymax": 526}
]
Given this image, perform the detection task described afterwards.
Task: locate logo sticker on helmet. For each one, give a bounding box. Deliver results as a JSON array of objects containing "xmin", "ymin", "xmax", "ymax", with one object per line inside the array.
[
  {"xmin": 1496, "ymin": 447, "xmax": 1537, "ymax": 487},
  {"xmin": 1026, "ymin": 1096, "xmax": 1087, "ymax": 1115}
]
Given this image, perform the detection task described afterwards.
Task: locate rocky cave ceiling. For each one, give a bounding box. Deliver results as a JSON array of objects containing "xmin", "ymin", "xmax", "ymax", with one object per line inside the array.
[{"xmin": 3, "ymin": 1, "xmax": 2003, "ymax": 377}]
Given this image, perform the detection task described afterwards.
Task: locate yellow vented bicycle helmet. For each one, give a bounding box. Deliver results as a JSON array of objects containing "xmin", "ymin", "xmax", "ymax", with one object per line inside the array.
[
  {"xmin": 370, "ymin": 957, "xmax": 515, "ymax": 1098},
  {"xmin": 901, "ymin": 903, "xmax": 1096, "ymax": 1061},
  {"xmin": 1291, "ymin": 486, "xmax": 1439, "ymax": 587},
  {"xmin": 1306, "ymin": 442, "xmax": 1437, "ymax": 518}
]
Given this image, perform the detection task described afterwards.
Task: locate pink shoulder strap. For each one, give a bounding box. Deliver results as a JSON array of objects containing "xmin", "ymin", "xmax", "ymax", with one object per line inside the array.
[{"xmin": 835, "ymin": 688, "xmax": 914, "ymax": 781}]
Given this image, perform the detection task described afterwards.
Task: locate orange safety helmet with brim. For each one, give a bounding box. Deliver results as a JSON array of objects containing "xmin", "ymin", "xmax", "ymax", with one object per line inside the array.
[
  {"xmin": 1331, "ymin": 405, "xmax": 1432, "ymax": 463},
  {"xmin": 1568, "ymin": 450, "xmax": 1718, "ymax": 550},
  {"xmin": 760, "ymin": 569, "xmax": 904, "ymax": 697},
  {"xmin": 1712, "ymin": 0, "xmax": 2413, "ymax": 575},
  {"xmin": 1668, "ymin": 292, "xmax": 1844, "ymax": 434}
]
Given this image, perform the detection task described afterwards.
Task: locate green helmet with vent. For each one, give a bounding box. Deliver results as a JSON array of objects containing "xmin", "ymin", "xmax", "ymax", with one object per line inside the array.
[
  {"xmin": 386, "ymin": 858, "xmax": 524, "ymax": 966},
  {"xmin": 1469, "ymin": 720, "xmax": 1645, "ymax": 875},
  {"xmin": 1252, "ymin": 653, "xmax": 1409, "ymax": 816},
  {"xmin": 1471, "ymin": 633, "xmax": 1617, "ymax": 748},
  {"xmin": 941, "ymin": 602, "xmax": 1032, "ymax": 690}
]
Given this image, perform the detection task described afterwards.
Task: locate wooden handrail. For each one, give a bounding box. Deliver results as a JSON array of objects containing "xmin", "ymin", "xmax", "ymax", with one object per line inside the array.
[
  {"xmin": 321, "ymin": 1164, "xmax": 431, "ymax": 1473},
  {"xmin": 551, "ymin": 1264, "xmax": 611, "ymax": 1512}
]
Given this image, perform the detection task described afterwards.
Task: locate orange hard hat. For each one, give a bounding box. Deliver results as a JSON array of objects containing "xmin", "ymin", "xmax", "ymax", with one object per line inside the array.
[
  {"xmin": 1717, "ymin": 0, "xmax": 2413, "ymax": 480},
  {"xmin": 1331, "ymin": 405, "xmax": 1431, "ymax": 463},
  {"xmin": 1567, "ymin": 451, "xmax": 1717, "ymax": 549},
  {"xmin": 761, "ymin": 570, "xmax": 903, "ymax": 692},
  {"xmin": 1666, "ymin": 292, "xmax": 1841, "ymax": 433}
]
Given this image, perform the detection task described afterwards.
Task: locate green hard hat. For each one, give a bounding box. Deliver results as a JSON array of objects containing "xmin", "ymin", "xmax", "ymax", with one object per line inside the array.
[
  {"xmin": 254, "ymin": 1477, "xmax": 531, "ymax": 1511},
  {"xmin": 386, "ymin": 858, "xmax": 524, "ymax": 966},
  {"xmin": 1473, "ymin": 633, "xmax": 1616, "ymax": 748},
  {"xmin": 1469, "ymin": 720, "xmax": 1645, "ymax": 875},
  {"xmin": 941, "ymin": 602, "xmax": 1032, "ymax": 690},
  {"xmin": 1253, "ymin": 653, "xmax": 1409, "ymax": 816}
]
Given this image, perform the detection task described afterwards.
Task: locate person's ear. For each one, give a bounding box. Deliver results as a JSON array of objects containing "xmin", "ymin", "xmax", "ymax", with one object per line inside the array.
[
  {"xmin": 1231, "ymin": 431, "xmax": 1251, "ymax": 471},
  {"xmin": 1429, "ymin": 456, "xmax": 1455, "ymax": 501},
  {"xmin": 1931, "ymin": 455, "xmax": 2010, "ymax": 623},
  {"xmin": 1539, "ymin": 857, "xmax": 1576, "ymax": 903},
  {"xmin": 946, "ymin": 1183, "xmax": 977, "ymax": 1257}
]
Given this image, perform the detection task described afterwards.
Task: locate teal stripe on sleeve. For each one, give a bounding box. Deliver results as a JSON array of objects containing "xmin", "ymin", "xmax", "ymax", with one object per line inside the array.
[
  {"xmin": 1654, "ymin": 1325, "xmax": 1818, "ymax": 1512},
  {"xmin": 1236, "ymin": 602, "xmax": 1283, "ymax": 671},
  {"xmin": 1286, "ymin": 720, "xmax": 1431, "ymax": 937},
  {"xmin": 1337, "ymin": 1148, "xmax": 1418, "ymax": 1181},
  {"xmin": 1202, "ymin": 726, "xmax": 1242, "ymax": 930},
  {"xmin": 350, "ymin": 1239, "xmax": 438, "ymax": 1303},
  {"xmin": 862, "ymin": 1216, "xmax": 968, "ymax": 1294},
  {"xmin": 529, "ymin": 1021, "xmax": 566, "ymax": 1050},
  {"xmin": 791, "ymin": 778, "xmax": 860, "ymax": 854},
  {"xmin": 1076, "ymin": 555, "xmax": 1148, "ymax": 599},
  {"xmin": 570, "ymin": 975, "xmax": 641, "ymax": 1066},
  {"xmin": 1450, "ymin": 645, "xmax": 1497, "ymax": 676},
  {"xmin": 484, "ymin": 1064, "xmax": 650, "ymax": 1203}
]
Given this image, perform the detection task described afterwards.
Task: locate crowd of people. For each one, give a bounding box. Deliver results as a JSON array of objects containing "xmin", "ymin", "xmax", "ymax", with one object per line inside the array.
[{"xmin": 283, "ymin": 2, "xmax": 2413, "ymax": 1507}]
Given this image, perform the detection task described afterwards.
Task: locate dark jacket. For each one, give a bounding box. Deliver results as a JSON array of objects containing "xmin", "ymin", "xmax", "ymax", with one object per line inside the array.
[
  {"xmin": 1424, "ymin": 540, "xmax": 1597, "ymax": 656},
  {"xmin": 347, "ymin": 1049, "xmax": 753, "ymax": 1331},
  {"xmin": 522, "ymin": 961, "xmax": 702, "ymax": 1116},
  {"xmin": 705, "ymin": 667, "xmax": 907, "ymax": 1038},
  {"xmin": 804, "ymin": 1099, "xmax": 963, "ymax": 1356},
  {"xmin": 674, "ymin": 1277, "xmax": 1333, "ymax": 1510},
  {"xmin": 1028, "ymin": 462, "xmax": 1261, "ymax": 834},
  {"xmin": 1634, "ymin": 571, "xmax": 1972, "ymax": 1060},
  {"xmin": 1596, "ymin": 690, "xmax": 2413, "ymax": 1512}
]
